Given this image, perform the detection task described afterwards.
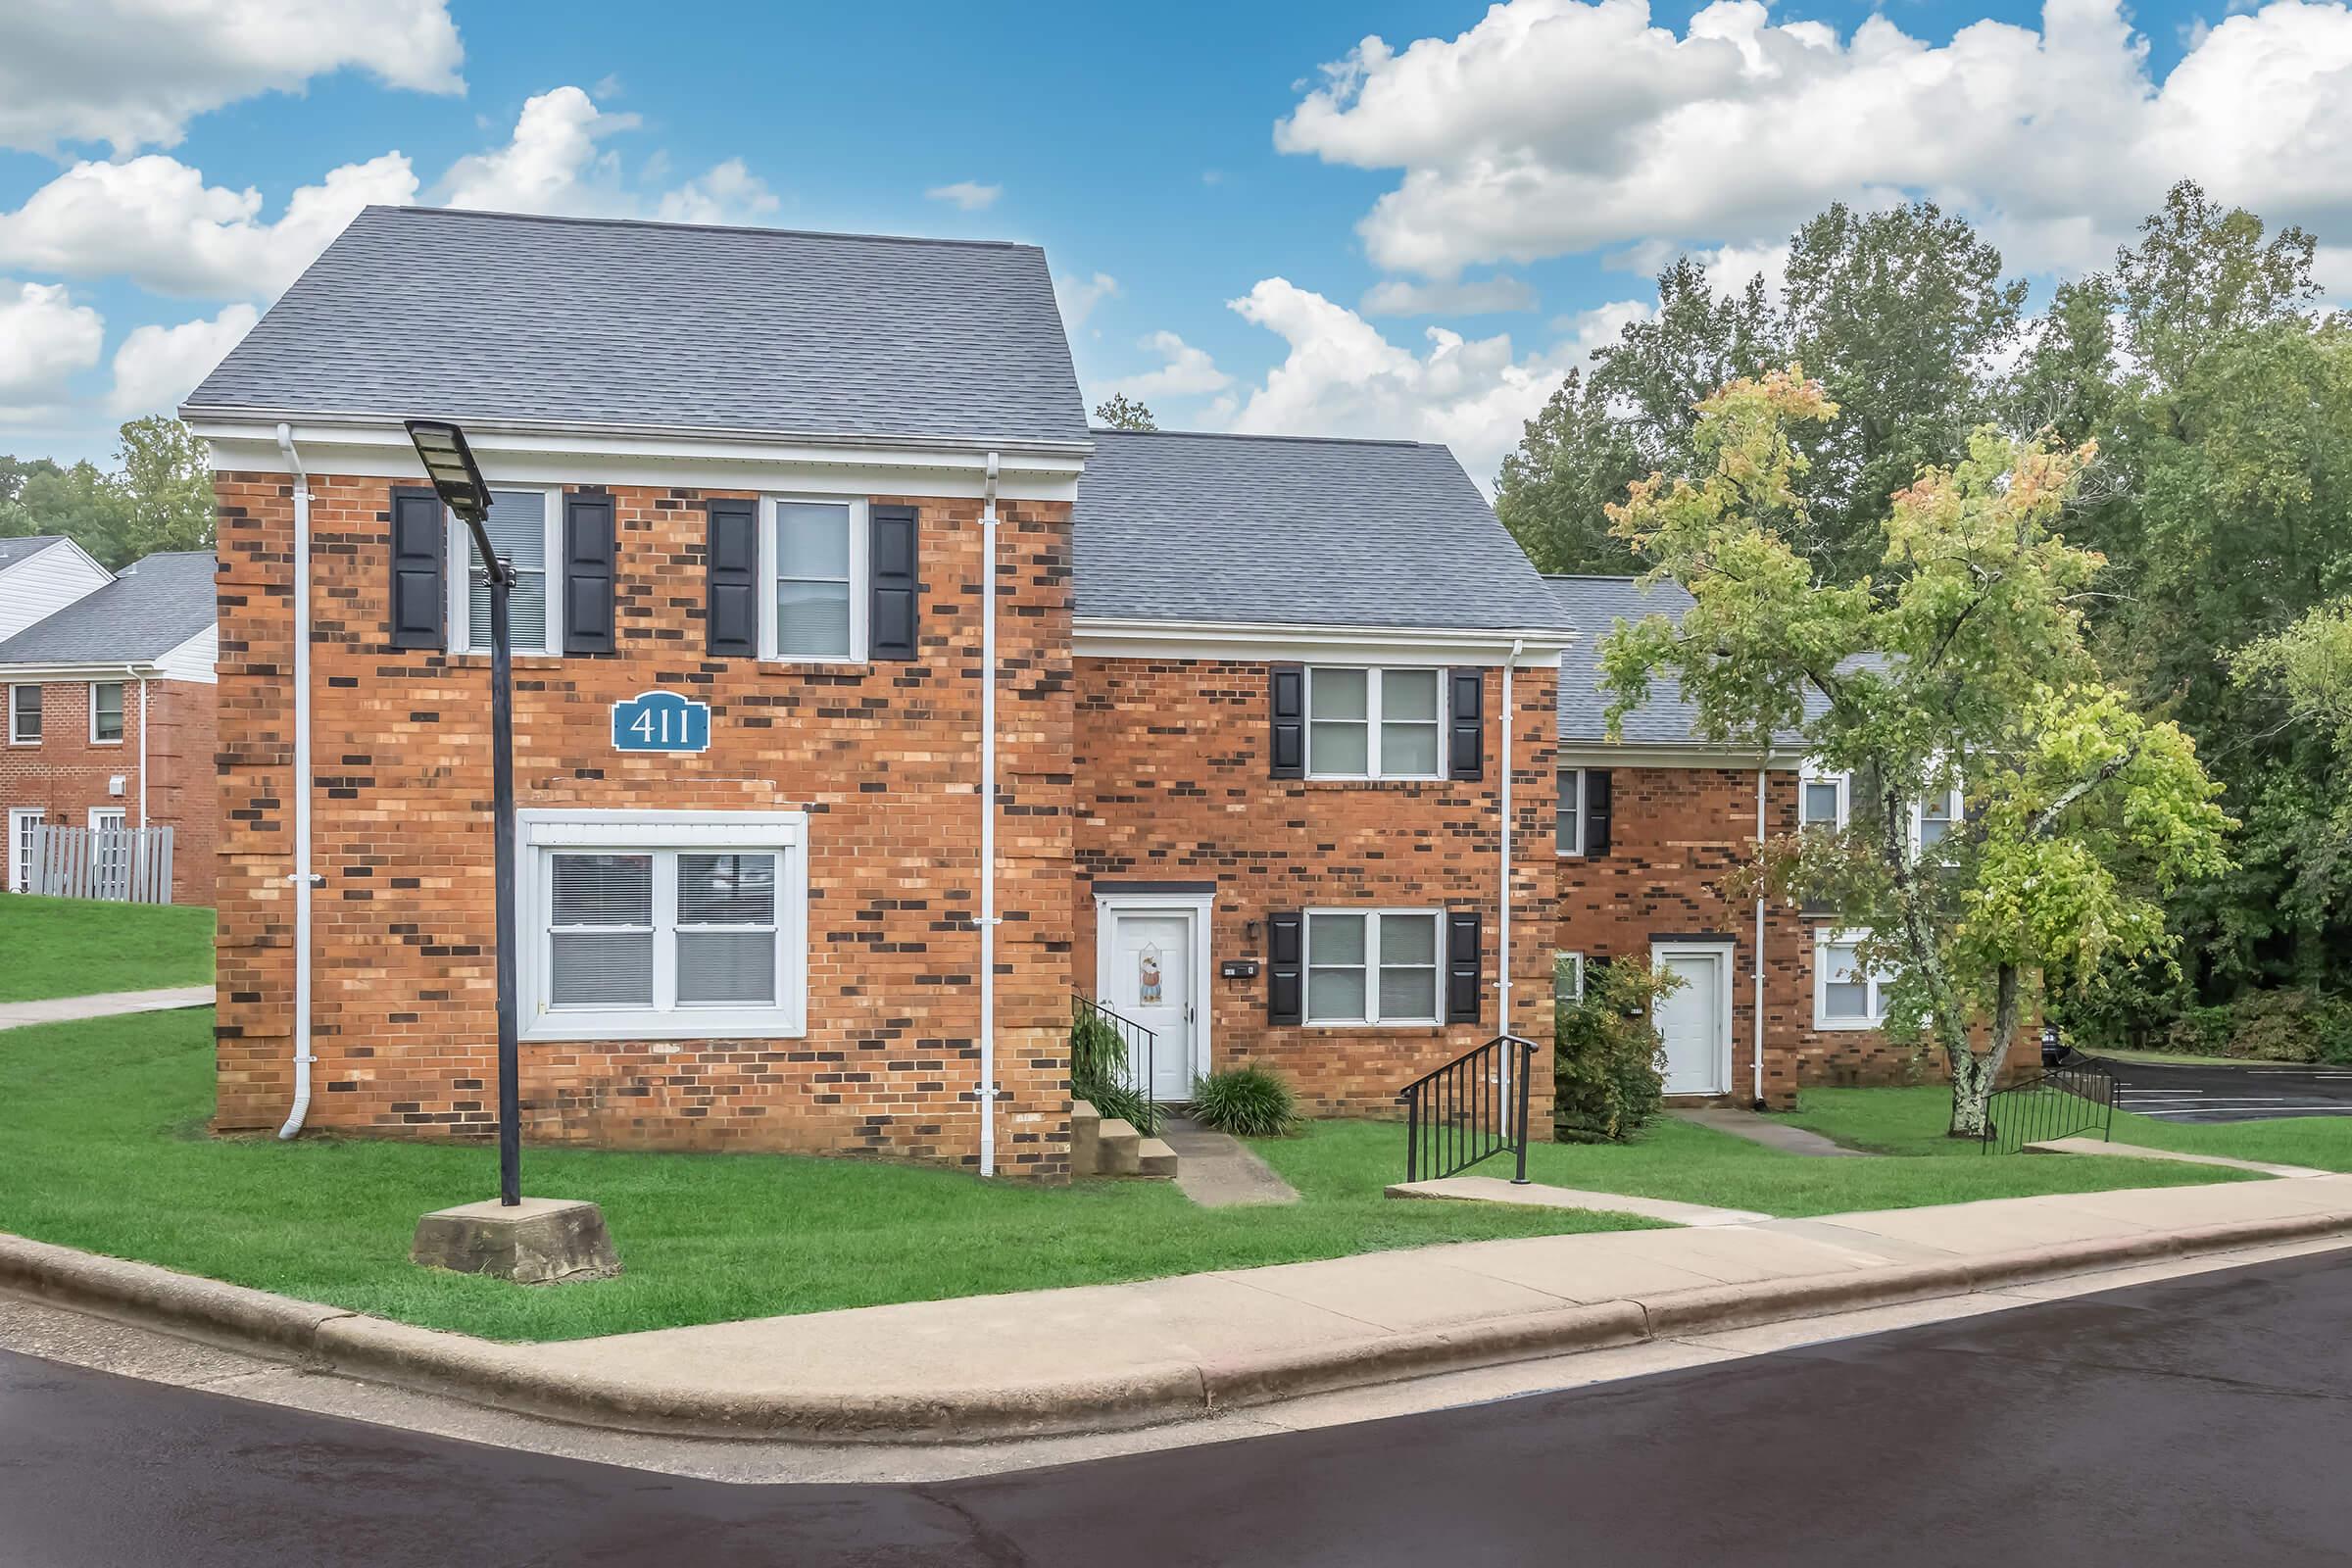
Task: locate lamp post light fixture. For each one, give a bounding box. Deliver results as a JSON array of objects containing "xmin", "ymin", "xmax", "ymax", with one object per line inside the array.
[{"xmin": 401, "ymin": 419, "xmax": 618, "ymax": 1283}]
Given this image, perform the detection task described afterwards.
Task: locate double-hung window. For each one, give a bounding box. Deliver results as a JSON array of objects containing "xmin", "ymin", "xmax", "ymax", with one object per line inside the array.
[
  {"xmin": 1304, "ymin": 909, "xmax": 1442, "ymax": 1025},
  {"xmin": 89, "ymin": 681, "xmax": 123, "ymax": 744},
  {"xmin": 1799, "ymin": 767, "xmax": 1848, "ymax": 831},
  {"xmin": 7, "ymin": 685, "xmax": 37, "ymax": 745},
  {"xmin": 1306, "ymin": 667, "xmax": 1442, "ymax": 779},
  {"xmin": 1554, "ymin": 951, "xmax": 1586, "ymax": 1004},
  {"xmin": 1815, "ymin": 928, "xmax": 1893, "ymax": 1028},
  {"xmin": 764, "ymin": 497, "xmax": 866, "ymax": 662},
  {"xmin": 1557, "ymin": 767, "xmax": 1587, "ymax": 855},
  {"xmin": 520, "ymin": 809, "xmax": 807, "ymax": 1041},
  {"xmin": 1912, "ymin": 784, "xmax": 1963, "ymax": 856},
  {"xmin": 451, "ymin": 487, "xmax": 560, "ymax": 655}
]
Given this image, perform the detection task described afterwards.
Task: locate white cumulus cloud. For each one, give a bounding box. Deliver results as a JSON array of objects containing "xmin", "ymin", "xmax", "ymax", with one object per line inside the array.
[
  {"xmin": 0, "ymin": 281, "xmax": 105, "ymax": 420},
  {"xmin": 925, "ymin": 180, "xmax": 1004, "ymax": 212},
  {"xmin": 1054, "ymin": 271, "xmax": 1121, "ymax": 329},
  {"xmin": 0, "ymin": 0, "xmax": 463, "ymax": 153},
  {"xmin": 1275, "ymin": 0, "xmax": 2352, "ymax": 279},
  {"xmin": 1103, "ymin": 330, "xmax": 1234, "ymax": 402},
  {"xmin": 442, "ymin": 85, "xmax": 642, "ymax": 216},
  {"xmin": 108, "ymin": 303, "xmax": 260, "ymax": 416},
  {"xmin": 655, "ymin": 159, "xmax": 781, "ymax": 225}
]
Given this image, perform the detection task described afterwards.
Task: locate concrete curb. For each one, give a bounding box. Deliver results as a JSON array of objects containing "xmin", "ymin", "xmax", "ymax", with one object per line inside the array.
[{"xmin": 4, "ymin": 1212, "xmax": 2349, "ymax": 1444}]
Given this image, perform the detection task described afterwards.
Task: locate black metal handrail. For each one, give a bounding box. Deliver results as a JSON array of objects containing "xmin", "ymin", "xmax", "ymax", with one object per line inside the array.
[
  {"xmin": 1980, "ymin": 1054, "xmax": 2116, "ymax": 1154},
  {"xmin": 1070, "ymin": 992, "xmax": 1158, "ymax": 1135},
  {"xmin": 1397, "ymin": 1034, "xmax": 1541, "ymax": 1185}
]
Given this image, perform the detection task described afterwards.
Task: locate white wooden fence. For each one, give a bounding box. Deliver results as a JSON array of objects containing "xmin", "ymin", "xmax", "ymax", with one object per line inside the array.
[{"xmin": 24, "ymin": 823, "xmax": 175, "ymax": 905}]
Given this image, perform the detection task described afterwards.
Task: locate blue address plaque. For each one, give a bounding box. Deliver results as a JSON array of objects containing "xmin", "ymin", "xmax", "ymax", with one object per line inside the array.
[{"xmin": 612, "ymin": 690, "xmax": 711, "ymax": 754}]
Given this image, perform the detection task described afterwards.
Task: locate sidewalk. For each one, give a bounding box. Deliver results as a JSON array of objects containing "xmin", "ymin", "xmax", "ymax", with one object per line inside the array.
[
  {"xmin": 0, "ymin": 986, "xmax": 212, "ymax": 1031},
  {"xmin": 8, "ymin": 1171, "xmax": 2351, "ymax": 1446}
]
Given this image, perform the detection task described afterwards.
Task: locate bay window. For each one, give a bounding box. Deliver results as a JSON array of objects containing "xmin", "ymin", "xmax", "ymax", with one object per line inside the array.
[{"xmin": 1306, "ymin": 667, "xmax": 1443, "ymax": 779}]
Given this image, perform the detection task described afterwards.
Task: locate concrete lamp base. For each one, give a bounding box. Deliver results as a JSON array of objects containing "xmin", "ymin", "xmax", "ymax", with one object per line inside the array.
[{"xmin": 411, "ymin": 1198, "xmax": 621, "ymax": 1286}]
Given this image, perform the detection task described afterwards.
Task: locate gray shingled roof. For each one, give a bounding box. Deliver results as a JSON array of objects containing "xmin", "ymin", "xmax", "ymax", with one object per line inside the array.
[
  {"xmin": 0, "ymin": 535, "xmax": 68, "ymax": 570},
  {"xmin": 185, "ymin": 206, "xmax": 1089, "ymax": 449},
  {"xmin": 0, "ymin": 552, "xmax": 216, "ymax": 665},
  {"xmin": 1072, "ymin": 430, "xmax": 1570, "ymax": 632},
  {"xmin": 1551, "ymin": 574, "xmax": 1832, "ymax": 748}
]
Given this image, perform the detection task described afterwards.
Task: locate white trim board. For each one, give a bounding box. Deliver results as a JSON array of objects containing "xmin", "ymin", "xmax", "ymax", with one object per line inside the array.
[{"xmin": 1075, "ymin": 617, "xmax": 1573, "ymax": 666}]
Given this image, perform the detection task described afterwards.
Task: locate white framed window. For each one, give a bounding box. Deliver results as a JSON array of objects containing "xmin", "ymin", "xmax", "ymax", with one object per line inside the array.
[
  {"xmin": 449, "ymin": 486, "xmax": 562, "ymax": 656},
  {"xmin": 7, "ymin": 684, "xmax": 38, "ymax": 745},
  {"xmin": 87, "ymin": 807, "xmax": 127, "ymax": 889},
  {"xmin": 761, "ymin": 496, "xmax": 867, "ymax": 662},
  {"xmin": 8, "ymin": 808, "xmax": 42, "ymax": 893},
  {"xmin": 1554, "ymin": 951, "xmax": 1586, "ymax": 1004},
  {"xmin": 517, "ymin": 809, "xmax": 808, "ymax": 1042},
  {"xmin": 1304, "ymin": 908, "xmax": 1443, "ymax": 1025},
  {"xmin": 1814, "ymin": 927, "xmax": 1894, "ymax": 1028},
  {"xmin": 1305, "ymin": 666, "xmax": 1444, "ymax": 779},
  {"xmin": 1799, "ymin": 766, "xmax": 1848, "ymax": 831},
  {"xmin": 1557, "ymin": 767, "xmax": 1586, "ymax": 856},
  {"xmin": 89, "ymin": 681, "xmax": 124, "ymax": 744},
  {"xmin": 1910, "ymin": 784, "xmax": 1964, "ymax": 857}
]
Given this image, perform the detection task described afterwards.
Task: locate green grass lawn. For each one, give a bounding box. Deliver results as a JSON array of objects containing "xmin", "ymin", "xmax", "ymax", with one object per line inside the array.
[
  {"xmin": 0, "ymin": 1009, "xmax": 2282, "ymax": 1344},
  {"xmin": 0, "ymin": 897, "xmax": 213, "ymax": 1002},
  {"xmin": 1787, "ymin": 1083, "xmax": 2352, "ymax": 1175}
]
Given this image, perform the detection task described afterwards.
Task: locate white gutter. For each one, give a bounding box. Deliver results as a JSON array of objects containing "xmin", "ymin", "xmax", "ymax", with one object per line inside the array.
[
  {"xmin": 978, "ymin": 452, "xmax": 1002, "ymax": 1178},
  {"xmin": 136, "ymin": 677, "xmax": 149, "ymax": 830},
  {"xmin": 1497, "ymin": 640, "xmax": 1523, "ymax": 1039},
  {"xmin": 1752, "ymin": 764, "xmax": 1768, "ymax": 1107},
  {"xmin": 274, "ymin": 424, "xmax": 317, "ymax": 1141}
]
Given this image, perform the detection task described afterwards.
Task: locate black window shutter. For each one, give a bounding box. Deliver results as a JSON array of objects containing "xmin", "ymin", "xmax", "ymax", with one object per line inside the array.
[
  {"xmin": 706, "ymin": 498, "xmax": 757, "ymax": 657},
  {"xmin": 1586, "ymin": 768, "xmax": 1614, "ymax": 857},
  {"xmin": 563, "ymin": 492, "xmax": 615, "ymax": 655},
  {"xmin": 387, "ymin": 486, "xmax": 444, "ymax": 650},
  {"xmin": 1267, "ymin": 911, "xmax": 1303, "ymax": 1024},
  {"xmin": 1446, "ymin": 911, "xmax": 1483, "ymax": 1024},
  {"xmin": 1269, "ymin": 663, "xmax": 1305, "ymax": 779},
  {"xmin": 1447, "ymin": 667, "xmax": 1484, "ymax": 780},
  {"xmin": 869, "ymin": 504, "xmax": 919, "ymax": 661}
]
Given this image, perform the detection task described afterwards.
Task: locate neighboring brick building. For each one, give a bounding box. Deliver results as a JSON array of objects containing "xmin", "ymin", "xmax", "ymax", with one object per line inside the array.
[
  {"xmin": 0, "ymin": 548, "xmax": 220, "ymax": 905},
  {"xmin": 1548, "ymin": 575, "xmax": 1939, "ymax": 1108},
  {"xmin": 185, "ymin": 206, "xmax": 1570, "ymax": 1175}
]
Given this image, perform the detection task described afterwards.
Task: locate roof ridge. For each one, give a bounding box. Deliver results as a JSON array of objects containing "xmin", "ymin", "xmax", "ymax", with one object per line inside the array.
[
  {"xmin": 1089, "ymin": 426, "xmax": 1432, "ymax": 450},
  {"xmin": 372, "ymin": 204, "xmax": 1042, "ymax": 254}
]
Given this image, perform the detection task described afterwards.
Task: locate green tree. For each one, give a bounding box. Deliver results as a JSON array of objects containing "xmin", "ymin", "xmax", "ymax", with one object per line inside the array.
[
  {"xmin": 1599, "ymin": 371, "xmax": 2231, "ymax": 1135},
  {"xmin": 1494, "ymin": 369, "xmax": 1646, "ymax": 574},
  {"xmin": 1093, "ymin": 394, "xmax": 1157, "ymax": 431},
  {"xmin": 0, "ymin": 417, "xmax": 215, "ymax": 567}
]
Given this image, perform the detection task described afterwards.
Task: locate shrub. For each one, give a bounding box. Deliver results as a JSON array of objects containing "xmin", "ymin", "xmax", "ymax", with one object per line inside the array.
[
  {"xmin": 2161, "ymin": 989, "xmax": 2352, "ymax": 1064},
  {"xmin": 1189, "ymin": 1063, "xmax": 1300, "ymax": 1138},
  {"xmin": 1553, "ymin": 957, "xmax": 1673, "ymax": 1144},
  {"xmin": 1070, "ymin": 1004, "xmax": 1152, "ymax": 1131}
]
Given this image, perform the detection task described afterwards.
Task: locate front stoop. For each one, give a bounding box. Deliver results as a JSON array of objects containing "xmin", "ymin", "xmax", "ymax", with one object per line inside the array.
[{"xmin": 1070, "ymin": 1099, "xmax": 1178, "ymax": 1180}]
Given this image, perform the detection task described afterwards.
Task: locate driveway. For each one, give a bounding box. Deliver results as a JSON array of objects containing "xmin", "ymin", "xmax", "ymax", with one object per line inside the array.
[
  {"xmin": 4, "ymin": 1250, "xmax": 2349, "ymax": 1564},
  {"xmin": 2087, "ymin": 1053, "xmax": 2352, "ymax": 1123}
]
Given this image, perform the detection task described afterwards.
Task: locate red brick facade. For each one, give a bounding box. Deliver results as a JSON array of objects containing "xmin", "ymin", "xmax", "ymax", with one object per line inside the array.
[
  {"xmin": 2, "ymin": 673, "xmax": 218, "ymax": 906},
  {"xmin": 1073, "ymin": 655, "xmax": 1559, "ymax": 1124},
  {"xmin": 213, "ymin": 471, "xmax": 1077, "ymax": 1176}
]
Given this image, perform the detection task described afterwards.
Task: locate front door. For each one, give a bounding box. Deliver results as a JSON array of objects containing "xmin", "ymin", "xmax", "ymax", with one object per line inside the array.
[
  {"xmin": 1106, "ymin": 910, "xmax": 1195, "ymax": 1102},
  {"xmin": 8, "ymin": 808, "xmax": 41, "ymax": 894},
  {"xmin": 1653, "ymin": 946, "xmax": 1729, "ymax": 1097}
]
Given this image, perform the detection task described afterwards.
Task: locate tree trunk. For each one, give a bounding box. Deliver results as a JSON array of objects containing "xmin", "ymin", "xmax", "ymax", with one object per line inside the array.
[{"xmin": 1948, "ymin": 1050, "xmax": 1996, "ymax": 1139}]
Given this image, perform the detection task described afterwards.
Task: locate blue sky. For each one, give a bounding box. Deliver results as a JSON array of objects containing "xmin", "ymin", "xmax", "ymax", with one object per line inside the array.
[{"xmin": 3, "ymin": 0, "xmax": 2344, "ymax": 484}]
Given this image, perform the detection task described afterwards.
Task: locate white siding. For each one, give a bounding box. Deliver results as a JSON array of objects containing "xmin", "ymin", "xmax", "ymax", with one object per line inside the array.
[
  {"xmin": 153, "ymin": 625, "xmax": 218, "ymax": 685},
  {"xmin": 0, "ymin": 541, "xmax": 111, "ymax": 643}
]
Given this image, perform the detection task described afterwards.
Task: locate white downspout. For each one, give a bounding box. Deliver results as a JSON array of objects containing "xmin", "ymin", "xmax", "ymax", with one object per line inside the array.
[
  {"xmin": 1752, "ymin": 763, "xmax": 1768, "ymax": 1107},
  {"xmin": 1497, "ymin": 640, "xmax": 1522, "ymax": 1037},
  {"xmin": 978, "ymin": 452, "xmax": 1002, "ymax": 1177},
  {"xmin": 135, "ymin": 677, "xmax": 149, "ymax": 830},
  {"xmin": 275, "ymin": 424, "xmax": 316, "ymax": 1141}
]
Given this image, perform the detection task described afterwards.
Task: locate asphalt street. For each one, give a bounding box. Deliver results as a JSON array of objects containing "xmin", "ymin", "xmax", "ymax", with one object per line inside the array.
[
  {"xmin": 2089, "ymin": 1053, "xmax": 2352, "ymax": 1123},
  {"xmin": 4, "ymin": 1251, "xmax": 2349, "ymax": 1566}
]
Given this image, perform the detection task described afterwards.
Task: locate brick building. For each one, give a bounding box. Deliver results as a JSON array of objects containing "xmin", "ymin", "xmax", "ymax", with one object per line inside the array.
[
  {"xmin": 1, "ymin": 544, "xmax": 220, "ymax": 905},
  {"xmin": 184, "ymin": 206, "xmax": 1569, "ymax": 1175},
  {"xmin": 1548, "ymin": 575, "xmax": 1936, "ymax": 1108}
]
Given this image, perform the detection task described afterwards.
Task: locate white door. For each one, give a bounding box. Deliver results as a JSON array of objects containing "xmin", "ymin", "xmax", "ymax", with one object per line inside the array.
[
  {"xmin": 1106, "ymin": 910, "xmax": 1195, "ymax": 1102},
  {"xmin": 87, "ymin": 808, "xmax": 127, "ymax": 897},
  {"xmin": 8, "ymin": 808, "xmax": 41, "ymax": 894},
  {"xmin": 1653, "ymin": 947, "xmax": 1730, "ymax": 1096}
]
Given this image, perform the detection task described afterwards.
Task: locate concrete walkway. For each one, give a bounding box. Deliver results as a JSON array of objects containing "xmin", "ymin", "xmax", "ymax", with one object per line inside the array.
[
  {"xmin": 1160, "ymin": 1118, "xmax": 1299, "ymax": 1208},
  {"xmin": 1388, "ymin": 1175, "xmax": 1769, "ymax": 1227},
  {"xmin": 2027, "ymin": 1135, "xmax": 2333, "ymax": 1179},
  {"xmin": 0, "ymin": 986, "xmax": 211, "ymax": 1032},
  {"xmin": 1670, "ymin": 1105, "xmax": 1872, "ymax": 1156}
]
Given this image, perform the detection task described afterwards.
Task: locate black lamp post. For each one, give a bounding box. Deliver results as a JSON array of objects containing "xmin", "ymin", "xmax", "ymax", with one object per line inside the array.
[{"xmin": 404, "ymin": 418, "xmax": 522, "ymax": 1207}]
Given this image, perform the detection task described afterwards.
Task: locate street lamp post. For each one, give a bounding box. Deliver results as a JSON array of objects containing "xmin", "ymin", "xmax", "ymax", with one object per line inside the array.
[{"xmin": 403, "ymin": 419, "xmax": 521, "ymax": 1206}]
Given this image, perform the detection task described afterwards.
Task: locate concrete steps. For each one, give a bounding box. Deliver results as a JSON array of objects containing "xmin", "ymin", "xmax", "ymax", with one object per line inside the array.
[{"xmin": 1071, "ymin": 1100, "xmax": 1177, "ymax": 1181}]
